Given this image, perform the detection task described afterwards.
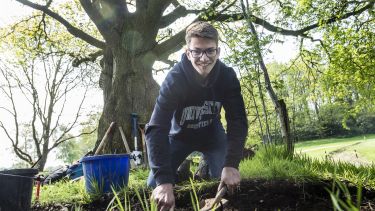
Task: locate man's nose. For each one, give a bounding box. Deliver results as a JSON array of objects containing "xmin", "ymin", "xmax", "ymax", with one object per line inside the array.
[{"xmin": 200, "ymin": 52, "xmax": 210, "ymax": 61}]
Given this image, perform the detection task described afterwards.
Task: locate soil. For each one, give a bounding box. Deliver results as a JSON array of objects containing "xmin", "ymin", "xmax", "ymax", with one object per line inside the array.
[{"xmin": 32, "ymin": 179, "xmax": 375, "ymax": 211}]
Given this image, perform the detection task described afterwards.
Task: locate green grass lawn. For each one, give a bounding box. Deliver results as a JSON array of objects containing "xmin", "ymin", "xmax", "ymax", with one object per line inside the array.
[
  {"xmin": 34, "ymin": 143, "xmax": 375, "ymax": 209},
  {"xmin": 295, "ymin": 134, "xmax": 375, "ymax": 164},
  {"xmin": 32, "ymin": 134, "xmax": 375, "ymax": 209}
]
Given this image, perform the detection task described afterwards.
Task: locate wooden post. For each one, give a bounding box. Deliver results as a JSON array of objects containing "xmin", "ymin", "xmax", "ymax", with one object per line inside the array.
[
  {"xmin": 119, "ymin": 126, "xmax": 135, "ymax": 168},
  {"xmin": 139, "ymin": 125, "xmax": 148, "ymax": 169},
  {"xmin": 95, "ymin": 122, "xmax": 116, "ymax": 155}
]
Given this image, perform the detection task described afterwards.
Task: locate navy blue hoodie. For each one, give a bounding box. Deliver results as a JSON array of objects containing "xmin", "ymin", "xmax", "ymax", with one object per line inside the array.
[{"xmin": 145, "ymin": 53, "xmax": 248, "ymax": 185}]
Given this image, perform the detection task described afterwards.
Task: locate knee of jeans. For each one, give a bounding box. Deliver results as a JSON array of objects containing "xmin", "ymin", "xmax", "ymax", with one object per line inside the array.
[
  {"xmin": 209, "ymin": 168, "xmax": 221, "ymax": 178},
  {"xmin": 147, "ymin": 172, "xmax": 157, "ymax": 188},
  {"xmin": 208, "ymin": 163, "xmax": 223, "ymax": 178},
  {"xmin": 147, "ymin": 178, "xmax": 157, "ymax": 188}
]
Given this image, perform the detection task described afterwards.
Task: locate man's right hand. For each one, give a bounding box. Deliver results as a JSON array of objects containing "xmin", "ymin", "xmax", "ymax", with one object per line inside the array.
[{"xmin": 151, "ymin": 183, "xmax": 175, "ymax": 211}]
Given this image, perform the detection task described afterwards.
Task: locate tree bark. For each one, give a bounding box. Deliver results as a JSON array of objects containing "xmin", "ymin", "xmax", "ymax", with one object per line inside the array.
[
  {"xmin": 97, "ymin": 46, "xmax": 159, "ymax": 153},
  {"xmin": 241, "ymin": 0, "xmax": 293, "ymax": 154},
  {"xmin": 255, "ymin": 65, "xmax": 272, "ymax": 144}
]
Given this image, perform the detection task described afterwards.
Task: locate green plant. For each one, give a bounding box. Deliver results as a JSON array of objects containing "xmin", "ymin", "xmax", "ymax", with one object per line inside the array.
[
  {"xmin": 134, "ymin": 188, "xmax": 157, "ymax": 211},
  {"xmin": 326, "ymin": 176, "xmax": 363, "ymax": 211},
  {"xmin": 106, "ymin": 187, "xmax": 131, "ymax": 211},
  {"xmin": 33, "ymin": 179, "xmax": 90, "ymax": 204},
  {"xmin": 240, "ymin": 143, "xmax": 375, "ymax": 188},
  {"xmin": 73, "ymin": 204, "xmax": 83, "ymax": 211},
  {"xmin": 107, "ymin": 187, "xmax": 157, "ymax": 211},
  {"xmin": 189, "ymin": 178, "xmax": 200, "ymax": 211},
  {"xmin": 128, "ymin": 168, "xmax": 149, "ymax": 188},
  {"xmin": 86, "ymin": 176, "xmax": 104, "ymax": 199}
]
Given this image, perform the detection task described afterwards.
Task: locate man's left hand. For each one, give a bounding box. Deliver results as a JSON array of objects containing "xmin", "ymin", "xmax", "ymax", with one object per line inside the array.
[{"xmin": 219, "ymin": 167, "xmax": 241, "ymax": 195}]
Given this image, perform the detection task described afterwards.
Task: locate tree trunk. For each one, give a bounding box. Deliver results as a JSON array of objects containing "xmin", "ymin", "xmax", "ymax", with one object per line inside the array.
[
  {"xmin": 35, "ymin": 143, "xmax": 49, "ymax": 171},
  {"xmin": 241, "ymin": 1, "xmax": 293, "ymax": 155},
  {"xmin": 36, "ymin": 154, "xmax": 48, "ymax": 171},
  {"xmin": 255, "ymin": 65, "xmax": 272, "ymax": 144},
  {"xmin": 96, "ymin": 47, "xmax": 159, "ymax": 154},
  {"xmin": 278, "ymin": 99, "xmax": 293, "ymax": 153}
]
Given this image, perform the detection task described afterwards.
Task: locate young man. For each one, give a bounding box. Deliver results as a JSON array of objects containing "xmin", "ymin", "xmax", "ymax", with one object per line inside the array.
[{"xmin": 145, "ymin": 21, "xmax": 248, "ymax": 210}]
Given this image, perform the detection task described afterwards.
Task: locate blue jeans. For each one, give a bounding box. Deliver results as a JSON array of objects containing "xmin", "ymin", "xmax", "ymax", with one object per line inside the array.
[{"xmin": 147, "ymin": 124, "xmax": 227, "ymax": 187}]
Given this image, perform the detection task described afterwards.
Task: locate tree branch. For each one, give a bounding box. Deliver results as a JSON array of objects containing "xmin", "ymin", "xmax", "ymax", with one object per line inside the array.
[
  {"xmin": 153, "ymin": 59, "xmax": 178, "ymax": 73},
  {"xmin": 214, "ymin": 1, "xmax": 374, "ymax": 37},
  {"xmin": 0, "ymin": 68, "xmax": 34, "ymax": 163},
  {"xmin": 76, "ymin": 1, "xmax": 103, "ymax": 37},
  {"xmin": 153, "ymin": 29, "xmax": 185, "ymax": 61},
  {"xmin": 50, "ymin": 89, "xmax": 88, "ymax": 149},
  {"xmin": 147, "ymin": 0, "xmax": 176, "ymax": 23},
  {"xmin": 15, "ymin": 0, "xmax": 106, "ymax": 49},
  {"xmin": 153, "ymin": 0, "xmax": 228, "ymax": 61},
  {"xmin": 159, "ymin": 5, "xmax": 200, "ymax": 28},
  {"xmin": 79, "ymin": 0, "xmax": 127, "ymax": 45},
  {"xmin": 52, "ymin": 128, "xmax": 96, "ymax": 149},
  {"xmin": 298, "ymin": 2, "xmax": 374, "ymax": 33},
  {"xmin": 72, "ymin": 50, "xmax": 103, "ymax": 67}
]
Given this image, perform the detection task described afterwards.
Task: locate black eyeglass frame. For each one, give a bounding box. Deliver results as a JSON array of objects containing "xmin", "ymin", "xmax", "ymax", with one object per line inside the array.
[{"xmin": 188, "ymin": 48, "xmax": 219, "ymax": 58}]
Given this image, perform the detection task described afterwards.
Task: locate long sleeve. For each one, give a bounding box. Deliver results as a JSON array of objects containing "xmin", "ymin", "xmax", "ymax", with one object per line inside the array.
[
  {"xmin": 145, "ymin": 73, "xmax": 180, "ymax": 185},
  {"xmin": 222, "ymin": 69, "xmax": 248, "ymax": 169}
]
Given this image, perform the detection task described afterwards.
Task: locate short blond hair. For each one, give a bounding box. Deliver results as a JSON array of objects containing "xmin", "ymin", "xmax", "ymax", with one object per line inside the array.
[{"xmin": 185, "ymin": 21, "xmax": 219, "ymax": 45}]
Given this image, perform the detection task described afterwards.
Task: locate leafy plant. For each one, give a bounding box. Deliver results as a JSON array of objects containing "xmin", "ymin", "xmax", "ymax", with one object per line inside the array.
[
  {"xmin": 326, "ymin": 175, "xmax": 363, "ymax": 211},
  {"xmin": 33, "ymin": 179, "xmax": 90, "ymax": 204},
  {"xmin": 189, "ymin": 178, "xmax": 200, "ymax": 211},
  {"xmin": 106, "ymin": 186, "xmax": 131, "ymax": 211},
  {"xmin": 107, "ymin": 187, "xmax": 157, "ymax": 211},
  {"xmin": 86, "ymin": 176, "xmax": 104, "ymax": 199},
  {"xmin": 240, "ymin": 143, "xmax": 375, "ymax": 188},
  {"xmin": 134, "ymin": 188, "xmax": 157, "ymax": 211}
]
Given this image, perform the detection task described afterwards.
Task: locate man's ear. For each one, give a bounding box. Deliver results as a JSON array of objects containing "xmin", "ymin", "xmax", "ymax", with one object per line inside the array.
[
  {"xmin": 185, "ymin": 48, "xmax": 192, "ymax": 61},
  {"xmin": 217, "ymin": 47, "xmax": 221, "ymax": 58}
]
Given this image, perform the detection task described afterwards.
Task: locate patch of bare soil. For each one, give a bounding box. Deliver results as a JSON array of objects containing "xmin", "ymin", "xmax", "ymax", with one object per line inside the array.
[
  {"xmin": 32, "ymin": 179, "xmax": 375, "ymax": 211},
  {"xmin": 330, "ymin": 150, "xmax": 372, "ymax": 166},
  {"xmin": 324, "ymin": 141, "xmax": 373, "ymax": 167},
  {"xmin": 211, "ymin": 179, "xmax": 375, "ymax": 211}
]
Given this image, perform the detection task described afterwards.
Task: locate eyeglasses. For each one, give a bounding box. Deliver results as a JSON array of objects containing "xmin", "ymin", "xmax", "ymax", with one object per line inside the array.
[{"xmin": 188, "ymin": 48, "xmax": 218, "ymax": 58}]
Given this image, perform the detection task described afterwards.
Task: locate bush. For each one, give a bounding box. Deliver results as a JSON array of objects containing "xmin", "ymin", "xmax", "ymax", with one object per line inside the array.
[
  {"xmin": 356, "ymin": 113, "xmax": 375, "ymax": 134},
  {"xmin": 292, "ymin": 103, "xmax": 375, "ymax": 141}
]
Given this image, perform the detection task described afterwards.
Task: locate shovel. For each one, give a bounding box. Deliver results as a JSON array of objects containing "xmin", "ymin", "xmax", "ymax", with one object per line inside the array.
[{"xmin": 200, "ymin": 185, "xmax": 228, "ymax": 211}]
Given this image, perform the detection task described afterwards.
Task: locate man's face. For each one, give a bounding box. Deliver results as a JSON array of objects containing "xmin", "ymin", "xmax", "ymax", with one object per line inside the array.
[{"xmin": 186, "ymin": 37, "xmax": 220, "ymax": 78}]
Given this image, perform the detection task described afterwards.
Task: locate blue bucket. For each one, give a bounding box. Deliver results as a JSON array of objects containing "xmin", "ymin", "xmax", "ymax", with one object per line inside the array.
[
  {"xmin": 66, "ymin": 162, "xmax": 83, "ymax": 180},
  {"xmin": 81, "ymin": 154, "xmax": 130, "ymax": 194}
]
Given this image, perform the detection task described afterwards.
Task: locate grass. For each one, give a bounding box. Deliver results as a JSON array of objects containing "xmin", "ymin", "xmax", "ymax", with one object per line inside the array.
[
  {"xmin": 106, "ymin": 186, "xmax": 157, "ymax": 211},
  {"xmin": 34, "ymin": 167, "xmax": 151, "ymax": 205},
  {"xmin": 326, "ymin": 176, "xmax": 363, "ymax": 211},
  {"xmin": 33, "ymin": 135, "xmax": 375, "ymax": 209},
  {"xmin": 34, "ymin": 179, "xmax": 91, "ymax": 204},
  {"xmin": 240, "ymin": 144, "xmax": 375, "ymax": 189},
  {"xmin": 189, "ymin": 178, "xmax": 200, "ymax": 211},
  {"xmin": 295, "ymin": 134, "xmax": 375, "ymax": 162}
]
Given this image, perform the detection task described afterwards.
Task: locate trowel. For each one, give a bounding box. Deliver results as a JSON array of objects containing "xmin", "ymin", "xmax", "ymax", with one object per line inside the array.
[{"xmin": 200, "ymin": 185, "xmax": 228, "ymax": 211}]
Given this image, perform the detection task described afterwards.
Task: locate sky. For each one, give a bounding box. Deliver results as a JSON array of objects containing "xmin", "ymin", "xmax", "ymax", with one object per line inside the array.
[
  {"xmin": 0, "ymin": 1, "xmax": 32, "ymax": 169},
  {"xmin": 0, "ymin": 0, "xmax": 298, "ymax": 169}
]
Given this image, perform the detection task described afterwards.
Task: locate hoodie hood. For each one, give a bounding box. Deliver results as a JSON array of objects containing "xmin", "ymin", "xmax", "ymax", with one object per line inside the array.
[{"xmin": 180, "ymin": 53, "xmax": 221, "ymax": 88}]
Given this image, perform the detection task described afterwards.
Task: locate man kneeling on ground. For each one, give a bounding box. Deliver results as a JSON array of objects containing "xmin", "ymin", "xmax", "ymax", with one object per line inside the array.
[{"xmin": 145, "ymin": 21, "xmax": 248, "ymax": 211}]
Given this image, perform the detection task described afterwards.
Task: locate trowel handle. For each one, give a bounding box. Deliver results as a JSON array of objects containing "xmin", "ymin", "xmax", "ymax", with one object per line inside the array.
[
  {"xmin": 131, "ymin": 113, "xmax": 139, "ymax": 150},
  {"xmin": 213, "ymin": 185, "xmax": 228, "ymax": 205},
  {"xmin": 131, "ymin": 113, "xmax": 138, "ymax": 136}
]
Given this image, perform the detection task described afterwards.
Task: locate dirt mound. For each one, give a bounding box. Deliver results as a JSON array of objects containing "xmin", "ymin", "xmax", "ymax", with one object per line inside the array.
[
  {"xmin": 214, "ymin": 179, "xmax": 375, "ymax": 211},
  {"xmin": 32, "ymin": 179, "xmax": 375, "ymax": 211}
]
